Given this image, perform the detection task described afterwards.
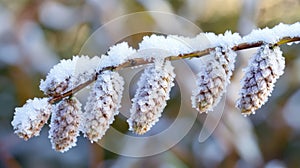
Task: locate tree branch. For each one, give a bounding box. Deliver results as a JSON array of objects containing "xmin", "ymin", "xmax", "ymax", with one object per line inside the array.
[{"xmin": 48, "ymin": 36, "xmax": 300, "ymax": 104}]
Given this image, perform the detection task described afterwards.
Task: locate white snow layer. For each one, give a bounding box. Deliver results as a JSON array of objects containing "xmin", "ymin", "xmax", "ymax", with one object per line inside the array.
[{"xmin": 243, "ymin": 22, "xmax": 300, "ymax": 44}]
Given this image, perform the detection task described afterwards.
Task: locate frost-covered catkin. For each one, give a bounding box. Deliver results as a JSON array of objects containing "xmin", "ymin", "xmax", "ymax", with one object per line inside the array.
[
  {"xmin": 82, "ymin": 71, "xmax": 124, "ymax": 142},
  {"xmin": 236, "ymin": 45, "xmax": 285, "ymax": 115},
  {"xmin": 127, "ymin": 60, "xmax": 175, "ymax": 135},
  {"xmin": 40, "ymin": 56, "xmax": 100, "ymax": 96},
  {"xmin": 191, "ymin": 47, "xmax": 237, "ymax": 113},
  {"xmin": 49, "ymin": 97, "xmax": 82, "ymax": 152},
  {"xmin": 11, "ymin": 98, "xmax": 52, "ymax": 140}
]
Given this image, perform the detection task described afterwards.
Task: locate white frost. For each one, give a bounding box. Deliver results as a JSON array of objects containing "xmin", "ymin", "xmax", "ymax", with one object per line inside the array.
[
  {"xmin": 138, "ymin": 34, "xmax": 193, "ymax": 60},
  {"xmin": 40, "ymin": 56, "xmax": 101, "ymax": 96},
  {"xmin": 243, "ymin": 22, "xmax": 300, "ymax": 44},
  {"xmin": 127, "ymin": 60, "xmax": 175, "ymax": 134},
  {"xmin": 11, "ymin": 97, "xmax": 52, "ymax": 140},
  {"xmin": 98, "ymin": 42, "xmax": 137, "ymax": 70},
  {"xmin": 82, "ymin": 71, "xmax": 124, "ymax": 142}
]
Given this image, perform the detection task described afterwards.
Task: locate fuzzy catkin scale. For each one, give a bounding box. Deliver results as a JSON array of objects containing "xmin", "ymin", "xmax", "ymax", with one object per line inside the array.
[
  {"xmin": 192, "ymin": 47, "xmax": 236, "ymax": 113},
  {"xmin": 11, "ymin": 98, "xmax": 52, "ymax": 140},
  {"xmin": 236, "ymin": 45, "xmax": 285, "ymax": 115},
  {"xmin": 127, "ymin": 60, "xmax": 175, "ymax": 135},
  {"xmin": 82, "ymin": 71, "xmax": 124, "ymax": 142},
  {"xmin": 49, "ymin": 97, "xmax": 82, "ymax": 152}
]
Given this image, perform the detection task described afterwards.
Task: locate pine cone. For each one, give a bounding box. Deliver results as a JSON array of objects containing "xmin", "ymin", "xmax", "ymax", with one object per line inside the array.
[
  {"xmin": 82, "ymin": 71, "xmax": 124, "ymax": 142},
  {"xmin": 49, "ymin": 97, "xmax": 82, "ymax": 152},
  {"xmin": 127, "ymin": 60, "xmax": 175, "ymax": 135},
  {"xmin": 11, "ymin": 98, "xmax": 52, "ymax": 140},
  {"xmin": 191, "ymin": 47, "xmax": 236, "ymax": 113},
  {"xmin": 236, "ymin": 45, "xmax": 285, "ymax": 115}
]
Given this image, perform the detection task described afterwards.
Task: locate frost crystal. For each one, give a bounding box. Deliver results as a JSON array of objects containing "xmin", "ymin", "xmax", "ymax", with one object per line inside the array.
[
  {"xmin": 81, "ymin": 71, "xmax": 124, "ymax": 142},
  {"xmin": 127, "ymin": 60, "xmax": 175, "ymax": 135},
  {"xmin": 138, "ymin": 34, "xmax": 193, "ymax": 59},
  {"xmin": 236, "ymin": 45, "xmax": 285, "ymax": 115},
  {"xmin": 243, "ymin": 22, "xmax": 300, "ymax": 44},
  {"xmin": 98, "ymin": 42, "xmax": 136, "ymax": 70},
  {"xmin": 204, "ymin": 31, "xmax": 242, "ymax": 48},
  {"xmin": 191, "ymin": 47, "xmax": 237, "ymax": 113},
  {"xmin": 49, "ymin": 97, "xmax": 82, "ymax": 152},
  {"xmin": 40, "ymin": 56, "xmax": 101, "ymax": 96},
  {"xmin": 11, "ymin": 98, "xmax": 52, "ymax": 140}
]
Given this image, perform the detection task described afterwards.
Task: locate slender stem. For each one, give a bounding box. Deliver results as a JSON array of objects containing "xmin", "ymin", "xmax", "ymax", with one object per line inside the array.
[
  {"xmin": 49, "ymin": 76, "xmax": 96, "ymax": 104},
  {"xmin": 48, "ymin": 36, "xmax": 300, "ymax": 104}
]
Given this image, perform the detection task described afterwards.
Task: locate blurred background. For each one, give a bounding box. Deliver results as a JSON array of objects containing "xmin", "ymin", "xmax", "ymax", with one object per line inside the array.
[{"xmin": 1, "ymin": 0, "xmax": 300, "ymax": 167}]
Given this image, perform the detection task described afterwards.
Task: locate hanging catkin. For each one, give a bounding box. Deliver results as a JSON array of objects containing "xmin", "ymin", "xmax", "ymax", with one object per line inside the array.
[
  {"xmin": 236, "ymin": 45, "xmax": 285, "ymax": 115},
  {"xmin": 82, "ymin": 71, "xmax": 124, "ymax": 142},
  {"xmin": 192, "ymin": 47, "xmax": 237, "ymax": 113},
  {"xmin": 49, "ymin": 97, "xmax": 82, "ymax": 152},
  {"xmin": 127, "ymin": 60, "xmax": 175, "ymax": 135},
  {"xmin": 11, "ymin": 98, "xmax": 52, "ymax": 140}
]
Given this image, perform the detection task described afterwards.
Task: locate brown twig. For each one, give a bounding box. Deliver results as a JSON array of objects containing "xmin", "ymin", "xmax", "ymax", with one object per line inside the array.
[{"xmin": 48, "ymin": 36, "xmax": 300, "ymax": 104}]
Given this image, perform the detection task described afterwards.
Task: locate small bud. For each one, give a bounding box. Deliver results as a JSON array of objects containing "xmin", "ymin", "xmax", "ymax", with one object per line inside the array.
[
  {"xmin": 236, "ymin": 45, "xmax": 285, "ymax": 115},
  {"xmin": 191, "ymin": 47, "xmax": 236, "ymax": 113},
  {"xmin": 11, "ymin": 98, "xmax": 52, "ymax": 140},
  {"xmin": 127, "ymin": 60, "xmax": 175, "ymax": 135},
  {"xmin": 82, "ymin": 71, "xmax": 124, "ymax": 142},
  {"xmin": 49, "ymin": 97, "xmax": 82, "ymax": 152}
]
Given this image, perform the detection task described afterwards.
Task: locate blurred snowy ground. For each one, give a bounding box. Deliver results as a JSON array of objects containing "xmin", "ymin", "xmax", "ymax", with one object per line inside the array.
[{"xmin": 0, "ymin": 0, "xmax": 300, "ymax": 168}]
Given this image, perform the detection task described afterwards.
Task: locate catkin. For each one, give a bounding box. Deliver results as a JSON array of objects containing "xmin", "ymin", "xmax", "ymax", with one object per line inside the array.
[
  {"xmin": 82, "ymin": 71, "xmax": 124, "ymax": 142},
  {"xmin": 11, "ymin": 98, "xmax": 52, "ymax": 140},
  {"xmin": 49, "ymin": 97, "xmax": 82, "ymax": 152},
  {"xmin": 127, "ymin": 60, "xmax": 175, "ymax": 135},
  {"xmin": 39, "ymin": 56, "xmax": 100, "ymax": 97},
  {"xmin": 236, "ymin": 45, "xmax": 285, "ymax": 115},
  {"xmin": 191, "ymin": 47, "xmax": 236, "ymax": 113}
]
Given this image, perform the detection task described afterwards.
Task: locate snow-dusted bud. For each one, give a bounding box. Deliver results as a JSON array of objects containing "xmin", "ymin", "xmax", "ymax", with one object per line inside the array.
[
  {"xmin": 81, "ymin": 71, "xmax": 124, "ymax": 142},
  {"xmin": 127, "ymin": 60, "xmax": 175, "ymax": 135},
  {"xmin": 11, "ymin": 98, "xmax": 52, "ymax": 140},
  {"xmin": 236, "ymin": 45, "xmax": 285, "ymax": 115},
  {"xmin": 49, "ymin": 97, "xmax": 82, "ymax": 152},
  {"xmin": 39, "ymin": 56, "xmax": 101, "ymax": 97},
  {"xmin": 191, "ymin": 47, "xmax": 237, "ymax": 113}
]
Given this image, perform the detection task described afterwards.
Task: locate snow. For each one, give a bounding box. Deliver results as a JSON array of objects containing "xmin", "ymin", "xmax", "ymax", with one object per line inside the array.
[
  {"xmin": 138, "ymin": 34, "xmax": 193, "ymax": 60},
  {"xmin": 204, "ymin": 31, "xmax": 242, "ymax": 48},
  {"xmin": 243, "ymin": 22, "xmax": 300, "ymax": 44},
  {"xmin": 40, "ymin": 56, "xmax": 101, "ymax": 96},
  {"xmin": 98, "ymin": 42, "xmax": 136, "ymax": 70}
]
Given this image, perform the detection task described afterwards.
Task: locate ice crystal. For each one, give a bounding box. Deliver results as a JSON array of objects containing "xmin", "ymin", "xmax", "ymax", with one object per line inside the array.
[
  {"xmin": 98, "ymin": 42, "xmax": 137, "ymax": 70},
  {"xmin": 243, "ymin": 22, "xmax": 300, "ymax": 44},
  {"xmin": 204, "ymin": 31, "xmax": 242, "ymax": 48}
]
